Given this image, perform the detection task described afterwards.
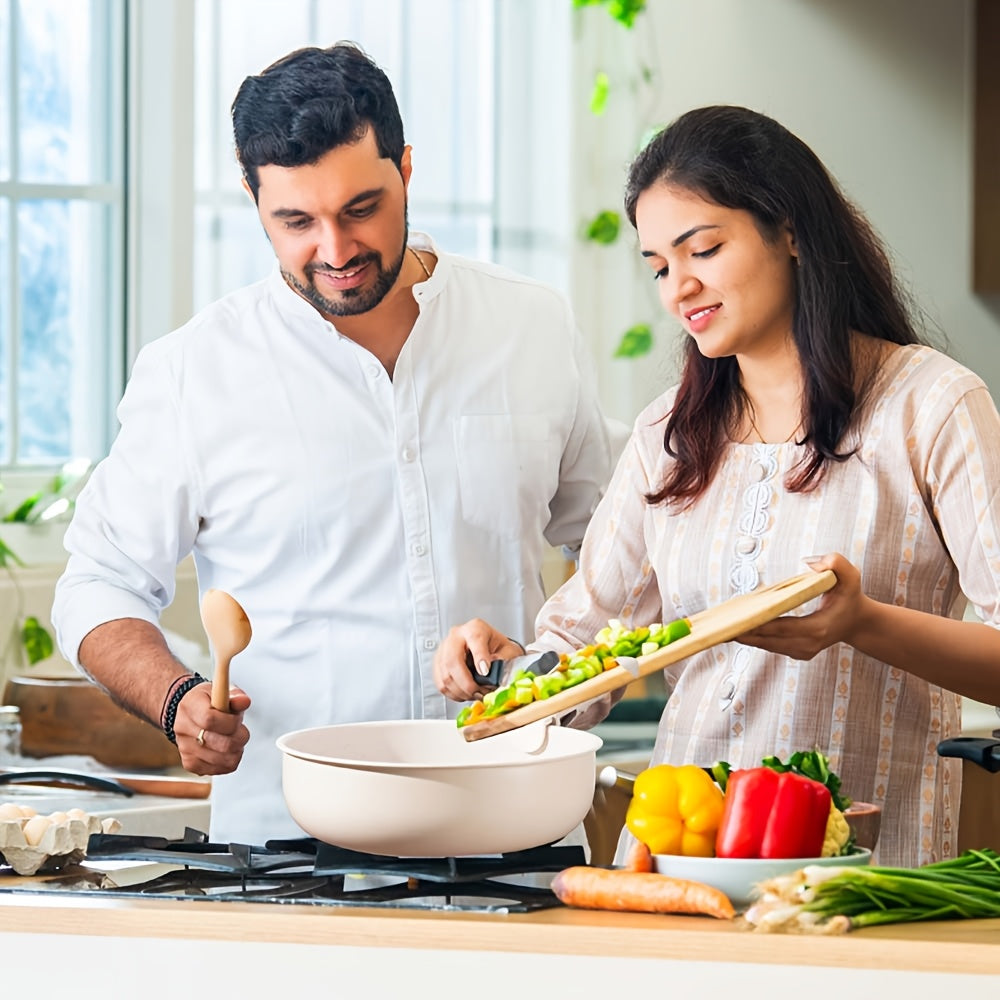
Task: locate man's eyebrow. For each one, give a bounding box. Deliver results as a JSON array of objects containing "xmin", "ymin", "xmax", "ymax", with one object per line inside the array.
[{"xmin": 269, "ymin": 188, "xmax": 386, "ymax": 220}]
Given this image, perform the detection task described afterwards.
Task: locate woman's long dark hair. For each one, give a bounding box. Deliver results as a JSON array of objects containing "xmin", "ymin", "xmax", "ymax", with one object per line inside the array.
[{"xmin": 624, "ymin": 106, "xmax": 923, "ymax": 506}]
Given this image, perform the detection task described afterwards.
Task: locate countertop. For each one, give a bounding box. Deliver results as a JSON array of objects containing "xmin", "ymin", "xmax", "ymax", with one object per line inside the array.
[{"xmin": 0, "ymin": 882, "xmax": 998, "ymax": 996}]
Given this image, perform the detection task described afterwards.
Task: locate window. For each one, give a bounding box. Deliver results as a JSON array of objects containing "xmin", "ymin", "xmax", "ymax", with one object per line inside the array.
[
  {"xmin": 2, "ymin": 0, "xmax": 570, "ymax": 482},
  {"xmin": 0, "ymin": 0, "xmax": 126, "ymax": 471}
]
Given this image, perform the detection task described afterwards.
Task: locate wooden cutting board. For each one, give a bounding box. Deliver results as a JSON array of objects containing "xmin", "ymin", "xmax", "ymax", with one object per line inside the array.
[{"xmin": 461, "ymin": 569, "xmax": 836, "ymax": 742}]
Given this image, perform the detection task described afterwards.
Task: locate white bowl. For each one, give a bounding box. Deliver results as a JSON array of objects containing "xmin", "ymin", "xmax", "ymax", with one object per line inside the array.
[{"xmin": 652, "ymin": 849, "xmax": 872, "ymax": 909}]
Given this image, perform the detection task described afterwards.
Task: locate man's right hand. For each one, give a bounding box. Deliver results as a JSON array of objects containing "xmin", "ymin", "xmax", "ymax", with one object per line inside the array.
[
  {"xmin": 433, "ymin": 619, "xmax": 524, "ymax": 702},
  {"xmin": 173, "ymin": 683, "xmax": 251, "ymax": 775}
]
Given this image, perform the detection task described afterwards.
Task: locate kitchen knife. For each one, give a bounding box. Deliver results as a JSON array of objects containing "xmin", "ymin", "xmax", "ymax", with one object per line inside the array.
[{"xmin": 0, "ymin": 766, "xmax": 211, "ymax": 799}]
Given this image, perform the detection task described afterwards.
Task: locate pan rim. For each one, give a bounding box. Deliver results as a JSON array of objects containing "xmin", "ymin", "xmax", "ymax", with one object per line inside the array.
[{"xmin": 276, "ymin": 718, "xmax": 603, "ymax": 770}]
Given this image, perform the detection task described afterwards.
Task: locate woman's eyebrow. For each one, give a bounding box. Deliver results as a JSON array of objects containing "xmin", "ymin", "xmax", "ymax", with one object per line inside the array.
[{"xmin": 640, "ymin": 223, "xmax": 722, "ymax": 258}]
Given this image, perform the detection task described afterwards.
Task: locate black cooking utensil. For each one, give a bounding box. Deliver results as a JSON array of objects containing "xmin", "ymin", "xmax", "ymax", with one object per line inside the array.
[
  {"xmin": 936, "ymin": 736, "xmax": 1000, "ymax": 773},
  {"xmin": 466, "ymin": 650, "xmax": 560, "ymax": 688}
]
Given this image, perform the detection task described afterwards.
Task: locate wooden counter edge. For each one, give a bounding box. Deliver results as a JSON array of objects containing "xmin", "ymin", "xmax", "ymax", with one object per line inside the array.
[{"xmin": 1, "ymin": 894, "xmax": 999, "ymax": 975}]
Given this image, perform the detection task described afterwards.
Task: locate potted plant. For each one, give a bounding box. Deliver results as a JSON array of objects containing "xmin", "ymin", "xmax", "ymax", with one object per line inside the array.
[{"xmin": 0, "ymin": 460, "xmax": 91, "ymax": 671}]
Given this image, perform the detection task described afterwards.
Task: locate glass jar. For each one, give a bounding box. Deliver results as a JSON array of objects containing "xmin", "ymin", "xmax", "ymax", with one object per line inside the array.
[{"xmin": 0, "ymin": 705, "xmax": 23, "ymax": 761}]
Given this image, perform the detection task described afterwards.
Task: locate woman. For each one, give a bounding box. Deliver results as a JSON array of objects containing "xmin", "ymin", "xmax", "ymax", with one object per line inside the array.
[{"xmin": 433, "ymin": 106, "xmax": 1000, "ymax": 867}]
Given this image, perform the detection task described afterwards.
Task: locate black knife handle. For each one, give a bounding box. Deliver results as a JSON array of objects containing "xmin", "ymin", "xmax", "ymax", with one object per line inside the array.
[
  {"xmin": 936, "ymin": 737, "xmax": 1000, "ymax": 773},
  {"xmin": 465, "ymin": 650, "xmax": 559, "ymax": 689}
]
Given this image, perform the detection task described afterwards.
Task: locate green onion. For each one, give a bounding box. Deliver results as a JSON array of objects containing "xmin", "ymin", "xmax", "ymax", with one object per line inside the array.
[{"xmin": 746, "ymin": 849, "xmax": 1000, "ymax": 933}]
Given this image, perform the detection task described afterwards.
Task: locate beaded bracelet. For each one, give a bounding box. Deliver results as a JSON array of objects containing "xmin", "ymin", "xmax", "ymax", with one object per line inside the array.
[{"xmin": 161, "ymin": 672, "xmax": 208, "ymax": 744}]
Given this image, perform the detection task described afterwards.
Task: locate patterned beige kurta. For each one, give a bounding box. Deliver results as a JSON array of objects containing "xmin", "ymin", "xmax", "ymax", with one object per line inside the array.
[{"xmin": 536, "ymin": 345, "xmax": 1000, "ymax": 867}]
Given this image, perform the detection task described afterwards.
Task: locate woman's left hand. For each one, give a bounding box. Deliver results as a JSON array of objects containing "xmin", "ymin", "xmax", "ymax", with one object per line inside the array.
[{"xmin": 737, "ymin": 553, "xmax": 869, "ymax": 660}]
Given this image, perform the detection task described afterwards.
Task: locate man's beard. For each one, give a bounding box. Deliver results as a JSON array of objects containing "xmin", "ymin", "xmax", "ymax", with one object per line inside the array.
[{"xmin": 283, "ymin": 229, "xmax": 408, "ymax": 318}]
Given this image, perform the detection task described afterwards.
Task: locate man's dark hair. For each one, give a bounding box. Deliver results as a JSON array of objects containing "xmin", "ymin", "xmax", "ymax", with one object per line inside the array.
[{"xmin": 232, "ymin": 42, "xmax": 406, "ymax": 202}]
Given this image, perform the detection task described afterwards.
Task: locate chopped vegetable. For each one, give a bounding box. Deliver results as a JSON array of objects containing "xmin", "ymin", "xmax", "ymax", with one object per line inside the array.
[
  {"xmin": 715, "ymin": 767, "xmax": 831, "ymax": 860},
  {"xmin": 552, "ymin": 865, "xmax": 735, "ymax": 919},
  {"xmin": 456, "ymin": 616, "xmax": 691, "ymax": 728},
  {"xmin": 745, "ymin": 848, "xmax": 1000, "ymax": 934},
  {"xmin": 625, "ymin": 764, "xmax": 725, "ymax": 858}
]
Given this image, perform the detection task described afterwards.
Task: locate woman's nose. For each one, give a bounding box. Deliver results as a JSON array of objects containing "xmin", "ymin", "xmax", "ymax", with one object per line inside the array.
[{"xmin": 664, "ymin": 270, "xmax": 702, "ymax": 312}]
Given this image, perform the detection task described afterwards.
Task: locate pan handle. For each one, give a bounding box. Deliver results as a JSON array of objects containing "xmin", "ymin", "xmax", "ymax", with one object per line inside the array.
[
  {"xmin": 597, "ymin": 765, "xmax": 637, "ymax": 795},
  {"xmin": 936, "ymin": 737, "xmax": 1000, "ymax": 773},
  {"xmin": 0, "ymin": 769, "xmax": 135, "ymax": 796}
]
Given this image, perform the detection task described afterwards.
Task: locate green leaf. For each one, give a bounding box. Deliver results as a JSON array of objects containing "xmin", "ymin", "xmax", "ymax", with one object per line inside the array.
[
  {"xmin": 613, "ymin": 323, "xmax": 653, "ymax": 358},
  {"xmin": 2, "ymin": 491, "xmax": 43, "ymax": 523},
  {"xmin": 606, "ymin": 0, "xmax": 646, "ymax": 28},
  {"xmin": 589, "ymin": 71, "xmax": 610, "ymax": 115},
  {"xmin": 584, "ymin": 210, "xmax": 620, "ymax": 245},
  {"xmin": 21, "ymin": 616, "xmax": 54, "ymax": 665},
  {"xmin": 0, "ymin": 536, "xmax": 25, "ymax": 568}
]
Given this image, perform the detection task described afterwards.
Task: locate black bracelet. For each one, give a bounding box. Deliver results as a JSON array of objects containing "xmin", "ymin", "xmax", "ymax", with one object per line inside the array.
[
  {"xmin": 162, "ymin": 673, "xmax": 208, "ymax": 744},
  {"xmin": 506, "ymin": 636, "xmax": 527, "ymax": 655}
]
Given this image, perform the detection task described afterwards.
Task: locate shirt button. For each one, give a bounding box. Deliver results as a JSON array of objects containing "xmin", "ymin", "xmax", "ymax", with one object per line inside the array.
[
  {"xmin": 423, "ymin": 638, "xmax": 437, "ymax": 650},
  {"xmin": 367, "ymin": 365, "xmax": 380, "ymax": 379},
  {"xmin": 413, "ymin": 543, "xmax": 426, "ymax": 556},
  {"xmin": 401, "ymin": 447, "xmax": 415, "ymax": 462}
]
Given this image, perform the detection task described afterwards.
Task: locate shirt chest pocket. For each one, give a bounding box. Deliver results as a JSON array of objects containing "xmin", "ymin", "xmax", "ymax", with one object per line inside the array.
[{"xmin": 455, "ymin": 414, "xmax": 554, "ymax": 539}]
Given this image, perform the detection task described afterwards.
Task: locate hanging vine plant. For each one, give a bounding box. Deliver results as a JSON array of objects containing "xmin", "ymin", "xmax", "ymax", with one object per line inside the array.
[{"xmin": 574, "ymin": 0, "xmax": 661, "ymax": 359}]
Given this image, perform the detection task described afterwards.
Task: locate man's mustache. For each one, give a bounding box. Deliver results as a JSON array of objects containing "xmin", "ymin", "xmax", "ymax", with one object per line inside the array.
[{"xmin": 307, "ymin": 252, "xmax": 379, "ymax": 276}]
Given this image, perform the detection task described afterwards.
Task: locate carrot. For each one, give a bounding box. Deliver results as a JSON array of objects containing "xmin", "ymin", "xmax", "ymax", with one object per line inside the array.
[
  {"xmin": 625, "ymin": 839, "xmax": 653, "ymax": 873},
  {"xmin": 551, "ymin": 866, "xmax": 735, "ymax": 919}
]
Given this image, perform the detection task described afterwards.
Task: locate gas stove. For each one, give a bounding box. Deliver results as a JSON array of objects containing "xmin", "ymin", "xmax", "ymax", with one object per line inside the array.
[{"xmin": 0, "ymin": 829, "xmax": 585, "ymax": 913}]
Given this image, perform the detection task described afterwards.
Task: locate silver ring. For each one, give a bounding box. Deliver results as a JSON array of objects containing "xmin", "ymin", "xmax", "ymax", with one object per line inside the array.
[{"xmin": 196, "ymin": 728, "xmax": 206, "ymax": 747}]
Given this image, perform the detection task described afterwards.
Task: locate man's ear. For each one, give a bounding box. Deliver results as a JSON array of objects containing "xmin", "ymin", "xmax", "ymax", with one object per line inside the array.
[
  {"xmin": 400, "ymin": 145, "xmax": 413, "ymax": 191},
  {"xmin": 240, "ymin": 176, "xmax": 258, "ymax": 205}
]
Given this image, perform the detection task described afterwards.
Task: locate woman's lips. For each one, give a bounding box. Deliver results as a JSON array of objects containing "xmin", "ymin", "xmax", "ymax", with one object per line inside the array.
[{"xmin": 684, "ymin": 303, "xmax": 721, "ymax": 333}]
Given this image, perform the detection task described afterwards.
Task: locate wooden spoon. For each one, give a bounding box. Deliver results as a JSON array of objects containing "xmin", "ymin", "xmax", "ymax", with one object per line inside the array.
[{"xmin": 199, "ymin": 589, "xmax": 252, "ymax": 711}]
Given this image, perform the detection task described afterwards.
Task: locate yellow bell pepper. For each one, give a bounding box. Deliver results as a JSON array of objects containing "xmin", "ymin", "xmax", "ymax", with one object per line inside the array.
[{"xmin": 625, "ymin": 764, "xmax": 725, "ymax": 857}]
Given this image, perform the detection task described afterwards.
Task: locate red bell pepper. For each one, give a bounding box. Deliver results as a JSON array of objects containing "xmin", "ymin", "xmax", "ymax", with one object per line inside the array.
[{"xmin": 715, "ymin": 766, "xmax": 831, "ymax": 859}]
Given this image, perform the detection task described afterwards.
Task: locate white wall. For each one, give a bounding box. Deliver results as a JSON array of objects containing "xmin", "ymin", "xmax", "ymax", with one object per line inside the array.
[{"xmin": 571, "ymin": 0, "xmax": 1000, "ymax": 426}]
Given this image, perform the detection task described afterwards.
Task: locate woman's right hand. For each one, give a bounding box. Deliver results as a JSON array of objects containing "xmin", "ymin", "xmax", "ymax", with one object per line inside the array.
[{"xmin": 433, "ymin": 619, "xmax": 524, "ymax": 702}]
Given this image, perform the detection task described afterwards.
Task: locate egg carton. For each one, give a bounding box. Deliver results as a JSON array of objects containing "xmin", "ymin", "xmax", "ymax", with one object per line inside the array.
[{"xmin": 0, "ymin": 802, "xmax": 122, "ymax": 876}]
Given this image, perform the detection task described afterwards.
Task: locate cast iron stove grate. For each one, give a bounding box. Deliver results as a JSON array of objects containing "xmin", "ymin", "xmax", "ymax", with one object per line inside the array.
[{"xmin": 14, "ymin": 830, "xmax": 586, "ymax": 913}]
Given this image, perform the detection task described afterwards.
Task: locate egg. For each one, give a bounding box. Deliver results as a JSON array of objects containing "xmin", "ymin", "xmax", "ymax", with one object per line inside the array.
[
  {"xmin": 66, "ymin": 808, "xmax": 88, "ymax": 821},
  {"xmin": 22, "ymin": 815, "xmax": 52, "ymax": 846},
  {"xmin": 0, "ymin": 803, "xmax": 23, "ymax": 822},
  {"xmin": 47, "ymin": 811, "xmax": 69, "ymax": 824}
]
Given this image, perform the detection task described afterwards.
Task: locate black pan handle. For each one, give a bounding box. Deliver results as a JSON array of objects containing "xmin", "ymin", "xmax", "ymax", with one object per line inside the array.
[
  {"xmin": 936, "ymin": 737, "xmax": 1000, "ymax": 773},
  {"xmin": 0, "ymin": 770, "xmax": 135, "ymax": 796}
]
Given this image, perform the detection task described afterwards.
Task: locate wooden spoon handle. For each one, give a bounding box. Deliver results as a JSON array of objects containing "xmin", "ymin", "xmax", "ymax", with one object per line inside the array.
[{"xmin": 211, "ymin": 659, "xmax": 231, "ymax": 712}]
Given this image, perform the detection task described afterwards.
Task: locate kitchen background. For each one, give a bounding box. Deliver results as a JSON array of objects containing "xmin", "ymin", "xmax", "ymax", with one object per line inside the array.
[{"xmin": 0, "ymin": 0, "xmax": 997, "ymax": 745}]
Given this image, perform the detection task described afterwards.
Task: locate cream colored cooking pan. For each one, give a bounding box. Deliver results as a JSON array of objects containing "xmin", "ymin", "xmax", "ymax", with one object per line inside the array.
[{"xmin": 461, "ymin": 569, "xmax": 837, "ymax": 742}]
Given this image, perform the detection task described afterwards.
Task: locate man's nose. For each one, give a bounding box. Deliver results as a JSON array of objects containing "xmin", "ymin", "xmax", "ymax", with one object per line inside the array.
[{"xmin": 316, "ymin": 221, "xmax": 358, "ymax": 269}]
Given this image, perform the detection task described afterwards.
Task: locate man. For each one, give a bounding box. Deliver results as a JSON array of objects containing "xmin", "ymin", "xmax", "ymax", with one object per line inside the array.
[{"xmin": 52, "ymin": 42, "xmax": 615, "ymax": 843}]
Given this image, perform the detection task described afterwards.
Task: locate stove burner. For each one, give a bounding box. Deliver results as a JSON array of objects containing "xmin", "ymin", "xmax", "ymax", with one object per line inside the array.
[{"xmin": 4, "ymin": 831, "xmax": 585, "ymax": 913}]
